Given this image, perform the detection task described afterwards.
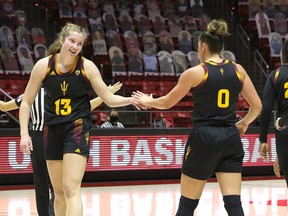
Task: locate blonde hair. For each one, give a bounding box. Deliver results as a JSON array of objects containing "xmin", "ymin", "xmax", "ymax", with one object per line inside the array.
[
  {"xmin": 200, "ymin": 19, "xmax": 230, "ymax": 54},
  {"xmin": 48, "ymin": 23, "xmax": 88, "ymax": 55},
  {"xmin": 207, "ymin": 19, "xmax": 230, "ymax": 37}
]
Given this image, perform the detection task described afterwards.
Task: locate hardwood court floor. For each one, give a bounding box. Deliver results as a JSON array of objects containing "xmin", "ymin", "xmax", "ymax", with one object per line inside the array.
[{"xmin": 0, "ymin": 179, "xmax": 287, "ymax": 216}]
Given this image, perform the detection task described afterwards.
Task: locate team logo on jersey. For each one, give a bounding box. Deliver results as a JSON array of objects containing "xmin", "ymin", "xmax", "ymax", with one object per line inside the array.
[
  {"xmin": 220, "ymin": 68, "xmax": 224, "ymax": 75},
  {"xmin": 60, "ymin": 80, "xmax": 68, "ymax": 96},
  {"xmin": 75, "ymin": 70, "xmax": 80, "ymax": 76},
  {"xmin": 50, "ymin": 71, "xmax": 56, "ymax": 75},
  {"xmin": 75, "ymin": 148, "xmax": 81, "ymax": 153},
  {"xmin": 85, "ymin": 132, "xmax": 90, "ymax": 145}
]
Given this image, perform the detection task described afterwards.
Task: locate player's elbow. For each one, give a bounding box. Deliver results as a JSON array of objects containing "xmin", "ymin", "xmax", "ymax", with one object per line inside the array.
[
  {"xmin": 251, "ymin": 101, "xmax": 262, "ymax": 115},
  {"xmin": 256, "ymin": 100, "xmax": 263, "ymax": 112}
]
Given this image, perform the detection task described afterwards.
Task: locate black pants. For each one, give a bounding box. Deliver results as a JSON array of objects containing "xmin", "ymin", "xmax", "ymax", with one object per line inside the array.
[
  {"xmin": 31, "ymin": 131, "xmax": 54, "ymax": 216},
  {"xmin": 276, "ymin": 129, "xmax": 288, "ymax": 187}
]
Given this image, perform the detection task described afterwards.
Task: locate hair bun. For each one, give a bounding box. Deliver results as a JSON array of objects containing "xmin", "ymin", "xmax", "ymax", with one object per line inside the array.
[{"xmin": 207, "ymin": 19, "xmax": 230, "ymax": 37}]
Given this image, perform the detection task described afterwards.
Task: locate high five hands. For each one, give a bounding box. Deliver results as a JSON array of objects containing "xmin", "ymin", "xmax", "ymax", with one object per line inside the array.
[{"xmin": 131, "ymin": 91, "xmax": 153, "ymax": 110}]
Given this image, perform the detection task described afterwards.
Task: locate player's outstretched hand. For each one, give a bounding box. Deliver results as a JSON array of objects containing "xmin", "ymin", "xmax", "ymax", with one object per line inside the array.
[
  {"xmin": 131, "ymin": 101, "xmax": 149, "ymax": 110},
  {"xmin": 132, "ymin": 91, "xmax": 153, "ymax": 108},
  {"xmin": 131, "ymin": 91, "xmax": 153, "ymax": 110}
]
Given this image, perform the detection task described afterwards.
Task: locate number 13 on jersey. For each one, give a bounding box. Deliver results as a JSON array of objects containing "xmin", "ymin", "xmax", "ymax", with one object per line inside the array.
[{"xmin": 55, "ymin": 99, "xmax": 72, "ymax": 115}]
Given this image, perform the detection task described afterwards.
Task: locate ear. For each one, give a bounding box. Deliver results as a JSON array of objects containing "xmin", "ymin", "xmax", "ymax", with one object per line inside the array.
[{"xmin": 199, "ymin": 42, "xmax": 205, "ymax": 52}]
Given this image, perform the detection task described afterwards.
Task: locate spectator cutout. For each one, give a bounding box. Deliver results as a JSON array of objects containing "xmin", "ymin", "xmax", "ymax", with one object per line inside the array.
[
  {"xmin": 0, "ymin": 47, "xmax": 21, "ymax": 79},
  {"xmin": 106, "ymin": 29, "xmax": 123, "ymax": 50},
  {"xmin": 255, "ymin": 11, "xmax": 271, "ymax": 38},
  {"xmin": 15, "ymin": 26, "xmax": 32, "ymax": 51},
  {"xmin": 127, "ymin": 48, "xmax": 143, "ymax": 76},
  {"xmin": 187, "ymin": 51, "xmax": 200, "ymax": 67},
  {"xmin": 0, "ymin": 26, "xmax": 15, "ymax": 51},
  {"xmin": 31, "ymin": 27, "xmax": 46, "ymax": 46},
  {"xmin": 220, "ymin": 50, "xmax": 237, "ymax": 62},
  {"xmin": 152, "ymin": 15, "xmax": 166, "ymax": 36},
  {"xmin": 178, "ymin": 30, "xmax": 193, "ymax": 54},
  {"xmin": 159, "ymin": 31, "xmax": 174, "ymax": 53},
  {"xmin": 190, "ymin": 0, "xmax": 203, "ymax": 18},
  {"xmin": 17, "ymin": 45, "xmax": 34, "ymax": 75},
  {"xmin": 168, "ymin": 15, "xmax": 183, "ymax": 37},
  {"xmin": 136, "ymin": 15, "xmax": 151, "ymax": 36},
  {"xmin": 109, "ymin": 46, "xmax": 127, "ymax": 78},
  {"xmin": 172, "ymin": 50, "xmax": 189, "ymax": 76},
  {"xmin": 147, "ymin": 0, "xmax": 161, "ymax": 20},
  {"xmin": 248, "ymin": 0, "xmax": 261, "ymax": 20},
  {"xmin": 119, "ymin": 12, "xmax": 134, "ymax": 33},
  {"xmin": 91, "ymin": 30, "xmax": 108, "ymax": 55},
  {"xmin": 34, "ymin": 44, "xmax": 48, "ymax": 62},
  {"xmin": 157, "ymin": 50, "xmax": 175, "ymax": 78},
  {"xmin": 274, "ymin": 12, "xmax": 287, "ymax": 36},
  {"xmin": 269, "ymin": 32, "xmax": 283, "ymax": 57},
  {"xmin": 183, "ymin": 15, "xmax": 198, "ymax": 35},
  {"xmin": 142, "ymin": 31, "xmax": 157, "ymax": 55},
  {"xmin": 123, "ymin": 30, "xmax": 139, "ymax": 51}
]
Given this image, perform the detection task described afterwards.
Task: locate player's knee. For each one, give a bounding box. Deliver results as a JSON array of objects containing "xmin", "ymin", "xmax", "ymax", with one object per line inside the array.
[
  {"xmin": 62, "ymin": 182, "xmax": 78, "ymax": 198},
  {"xmin": 175, "ymin": 195, "xmax": 199, "ymax": 216},
  {"xmin": 223, "ymin": 195, "xmax": 244, "ymax": 216}
]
